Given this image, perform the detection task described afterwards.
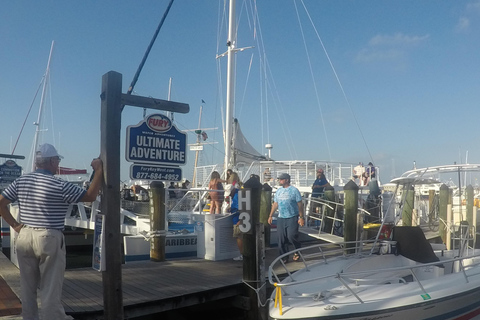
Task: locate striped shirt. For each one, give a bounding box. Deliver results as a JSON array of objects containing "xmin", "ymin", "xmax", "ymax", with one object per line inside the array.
[{"xmin": 1, "ymin": 169, "xmax": 86, "ymax": 230}]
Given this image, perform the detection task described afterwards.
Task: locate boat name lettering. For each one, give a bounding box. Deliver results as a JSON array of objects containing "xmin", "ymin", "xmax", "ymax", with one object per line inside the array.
[{"xmin": 166, "ymin": 238, "xmax": 197, "ymax": 246}]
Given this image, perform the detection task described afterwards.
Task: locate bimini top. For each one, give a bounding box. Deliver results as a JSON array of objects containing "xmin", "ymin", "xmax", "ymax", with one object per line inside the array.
[{"xmin": 391, "ymin": 163, "xmax": 480, "ymax": 185}]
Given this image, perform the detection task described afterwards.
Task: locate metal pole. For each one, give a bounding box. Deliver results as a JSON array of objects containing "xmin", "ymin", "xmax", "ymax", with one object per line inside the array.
[
  {"xmin": 224, "ymin": 0, "xmax": 236, "ymax": 174},
  {"xmin": 32, "ymin": 41, "xmax": 54, "ymax": 171}
]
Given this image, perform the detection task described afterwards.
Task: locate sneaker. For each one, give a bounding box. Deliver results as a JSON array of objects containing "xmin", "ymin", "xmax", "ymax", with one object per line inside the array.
[{"xmin": 233, "ymin": 255, "xmax": 243, "ymax": 261}]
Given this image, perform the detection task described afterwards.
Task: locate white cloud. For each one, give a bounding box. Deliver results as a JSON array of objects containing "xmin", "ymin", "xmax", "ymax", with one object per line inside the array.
[
  {"xmin": 368, "ymin": 33, "xmax": 429, "ymax": 47},
  {"xmin": 466, "ymin": 0, "xmax": 480, "ymax": 13},
  {"xmin": 455, "ymin": 1, "xmax": 480, "ymax": 32},
  {"xmin": 355, "ymin": 48, "xmax": 403, "ymax": 63},
  {"xmin": 455, "ymin": 16, "xmax": 471, "ymax": 32},
  {"xmin": 355, "ymin": 33, "xmax": 429, "ymax": 64}
]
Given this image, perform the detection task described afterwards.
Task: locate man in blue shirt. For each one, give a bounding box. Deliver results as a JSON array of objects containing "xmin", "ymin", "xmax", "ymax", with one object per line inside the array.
[
  {"xmin": 312, "ymin": 168, "xmax": 329, "ymax": 197},
  {"xmin": 268, "ymin": 173, "xmax": 304, "ymax": 262},
  {"xmin": 311, "ymin": 169, "xmax": 329, "ymax": 213}
]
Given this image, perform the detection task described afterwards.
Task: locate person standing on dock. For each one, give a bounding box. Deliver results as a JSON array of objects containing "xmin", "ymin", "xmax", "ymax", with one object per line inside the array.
[
  {"xmin": 268, "ymin": 173, "xmax": 305, "ymax": 262},
  {"xmin": 208, "ymin": 171, "xmax": 224, "ymax": 214},
  {"xmin": 0, "ymin": 143, "xmax": 104, "ymax": 320},
  {"xmin": 311, "ymin": 169, "xmax": 329, "ymax": 214}
]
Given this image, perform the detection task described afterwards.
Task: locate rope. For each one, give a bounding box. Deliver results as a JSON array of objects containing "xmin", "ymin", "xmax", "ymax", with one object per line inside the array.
[{"xmin": 242, "ymin": 279, "xmax": 275, "ymax": 309}]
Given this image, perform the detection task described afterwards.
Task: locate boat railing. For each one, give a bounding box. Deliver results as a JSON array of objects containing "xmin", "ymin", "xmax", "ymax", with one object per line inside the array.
[
  {"xmin": 269, "ymin": 241, "xmax": 480, "ymax": 306},
  {"xmin": 302, "ymin": 195, "xmax": 379, "ymax": 240},
  {"xmin": 166, "ymin": 188, "xmax": 211, "ymax": 214}
]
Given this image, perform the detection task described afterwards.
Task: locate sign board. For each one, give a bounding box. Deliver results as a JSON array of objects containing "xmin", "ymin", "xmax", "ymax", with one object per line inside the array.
[
  {"xmin": 189, "ymin": 145, "xmax": 203, "ymax": 151},
  {"xmin": 130, "ymin": 164, "xmax": 182, "ymax": 182},
  {"xmin": 92, "ymin": 214, "xmax": 105, "ymax": 271},
  {"xmin": 126, "ymin": 114, "xmax": 187, "ymax": 166},
  {"xmin": 0, "ymin": 160, "xmax": 22, "ymax": 188},
  {"xmin": 237, "ymin": 189, "xmax": 253, "ymax": 234}
]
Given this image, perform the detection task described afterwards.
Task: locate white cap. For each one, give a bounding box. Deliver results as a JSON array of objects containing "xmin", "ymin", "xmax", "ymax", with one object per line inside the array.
[{"xmin": 36, "ymin": 143, "xmax": 63, "ymax": 159}]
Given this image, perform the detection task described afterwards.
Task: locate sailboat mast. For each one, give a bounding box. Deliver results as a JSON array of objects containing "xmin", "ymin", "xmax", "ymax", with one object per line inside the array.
[
  {"xmin": 224, "ymin": 0, "xmax": 236, "ymax": 174},
  {"xmin": 192, "ymin": 105, "xmax": 203, "ymax": 187},
  {"xmin": 32, "ymin": 40, "xmax": 54, "ymax": 171}
]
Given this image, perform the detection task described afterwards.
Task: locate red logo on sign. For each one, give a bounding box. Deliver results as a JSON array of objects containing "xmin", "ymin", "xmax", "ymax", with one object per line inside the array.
[{"xmin": 146, "ymin": 114, "xmax": 171, "ymax": 132}]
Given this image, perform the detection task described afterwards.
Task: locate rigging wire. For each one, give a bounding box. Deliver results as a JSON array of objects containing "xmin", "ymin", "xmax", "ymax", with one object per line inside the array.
[
  {"xmin": 294, "ymin": 0, "xmax": 332, "ymax": 161},
  {"xmin": 251, "ymin": 0, "xmax": 298, "ymax": 159},
  {"xmin": 299, "ymin": 0, "xmax": 375, "ymax": 164},
  {"xmin": 11, "ymin": 78, "xmax": 44, "ymax": 154},
  {"xmin": 123, "ymin": 0, "xmax": 175, "ymax": 112}
]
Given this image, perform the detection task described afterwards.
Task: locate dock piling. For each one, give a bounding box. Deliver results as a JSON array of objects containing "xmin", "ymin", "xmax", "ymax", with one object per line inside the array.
[
  {"xmin": 150, "ymin": 181, "xmax": 166, "ymax": 261},
  {"xmin": 344, "ymin": 180, "xmax": 359, "ymax": 253},
  {"xmin": 242, "ymin": 177, "xmax": 267, "ymax": 320}
]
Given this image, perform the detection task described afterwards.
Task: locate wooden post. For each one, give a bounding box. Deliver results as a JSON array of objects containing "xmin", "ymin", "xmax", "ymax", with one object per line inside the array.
[
  {"xmin": 412, "ymin": 209, "xmax": 418, "ymax": 226},
  {"xmin": 98, "ymin": 70, "xmax": 189, "ymax": 320},
  {"xmin": 466, "ymin": 185, "xmax": 474, "ymax": 226},
  {"xmin": 344, "ymin": 180, "xmax": 358, "ymax": 253},
  {"xmin": 149, "ymin": 181, "xmax": 166, "ymax": 261},
  {"xmin": 324, "ymin": 185, "xmax": 335, "ymax": 233},
  {"xmin": 401, "ymin": 184, "xmax": 415, "ymax": 226},
  {"xmin": 242, "ymin": 177, "xmax": 266, "ymax": 320},
  {"xmin": 439, "ymin": 184, "xmax": 449, "ymax": 244},
  {"xmin": 447, "ymin": 204, "xmax": 452, "ymax": 250},
  {"xmin": 260, "ymin": 183, "xmax": 272, "ymax": 247},
  {"xmin": 429, "ymin": 189, "xmax": 435, "ymax": 224},
  {"xmin": 100, "ymin": 71, "xmax": 124, "ymax": 319}
]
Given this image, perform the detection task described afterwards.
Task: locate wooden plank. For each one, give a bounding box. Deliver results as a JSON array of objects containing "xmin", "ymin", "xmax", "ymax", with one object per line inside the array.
[
  {"xmin": 299, "ymin": 227, "xmax": 343, "ymax": 243},
  {"xmin": 0, "ymin": 252, "xmax": 246, "ymax": 317},
  {"xmin": 121, "ymin": 94, "xmax": 189, "ymax": 113}
]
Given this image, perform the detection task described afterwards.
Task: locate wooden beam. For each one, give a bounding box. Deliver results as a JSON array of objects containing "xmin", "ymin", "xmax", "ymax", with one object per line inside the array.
[
  {"xmin": 100, "ymin": 71, "xmax": 124, "ymax": 319},
  {"xmin": 121, "ymin": 94, "xmax": 189, "ymax": 113},
  {"xmin": 0, "ymin": 154, "xmax": 25, "ymax": 160}
]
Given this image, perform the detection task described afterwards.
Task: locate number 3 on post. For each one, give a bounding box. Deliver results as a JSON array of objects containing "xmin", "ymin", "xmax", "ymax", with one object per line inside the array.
[{"xmin": 239, "ymin": 212, "xmax": 252, "ymax": 233}]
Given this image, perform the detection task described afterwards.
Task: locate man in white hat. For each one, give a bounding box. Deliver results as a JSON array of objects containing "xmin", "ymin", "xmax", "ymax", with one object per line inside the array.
[
  {"xmin": 0, "ymin": 143, "xmax": 104, "ymax": 320},
  {"xmin": 267, "ymin": 173, "xmax": 304, "ymax": 263}
]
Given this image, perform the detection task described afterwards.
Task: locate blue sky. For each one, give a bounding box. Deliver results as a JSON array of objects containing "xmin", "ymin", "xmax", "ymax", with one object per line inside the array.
[{"xmin": 1, "ymin": 0, "xmax": 480, "ymax": 184}]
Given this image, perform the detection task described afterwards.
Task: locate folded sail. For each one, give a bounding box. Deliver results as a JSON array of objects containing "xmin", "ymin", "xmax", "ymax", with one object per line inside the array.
[{"xmin": 232, "ymin": 118, "xmax": 267, "ymax": 166}]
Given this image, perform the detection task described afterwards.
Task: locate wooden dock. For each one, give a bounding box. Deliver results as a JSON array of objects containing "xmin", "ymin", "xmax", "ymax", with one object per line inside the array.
[{"xmin": 0, "ymin": 251, "xmax": 251, "ymax": 319}]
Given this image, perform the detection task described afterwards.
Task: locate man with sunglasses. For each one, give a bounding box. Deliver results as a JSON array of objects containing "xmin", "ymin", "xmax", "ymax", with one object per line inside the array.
[
  {"xmin": 267, "ymin": 173, "xmax": 304, "ymax": 262},
  {"xmin": 0, "ymin": 143, "xmax": 103, "ymax": 320}
]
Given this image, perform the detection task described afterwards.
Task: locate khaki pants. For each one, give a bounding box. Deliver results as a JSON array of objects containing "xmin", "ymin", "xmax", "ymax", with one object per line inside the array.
[{"xmin": 16, "ymin": 227, "xmax": 67, "ymax": 320}]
